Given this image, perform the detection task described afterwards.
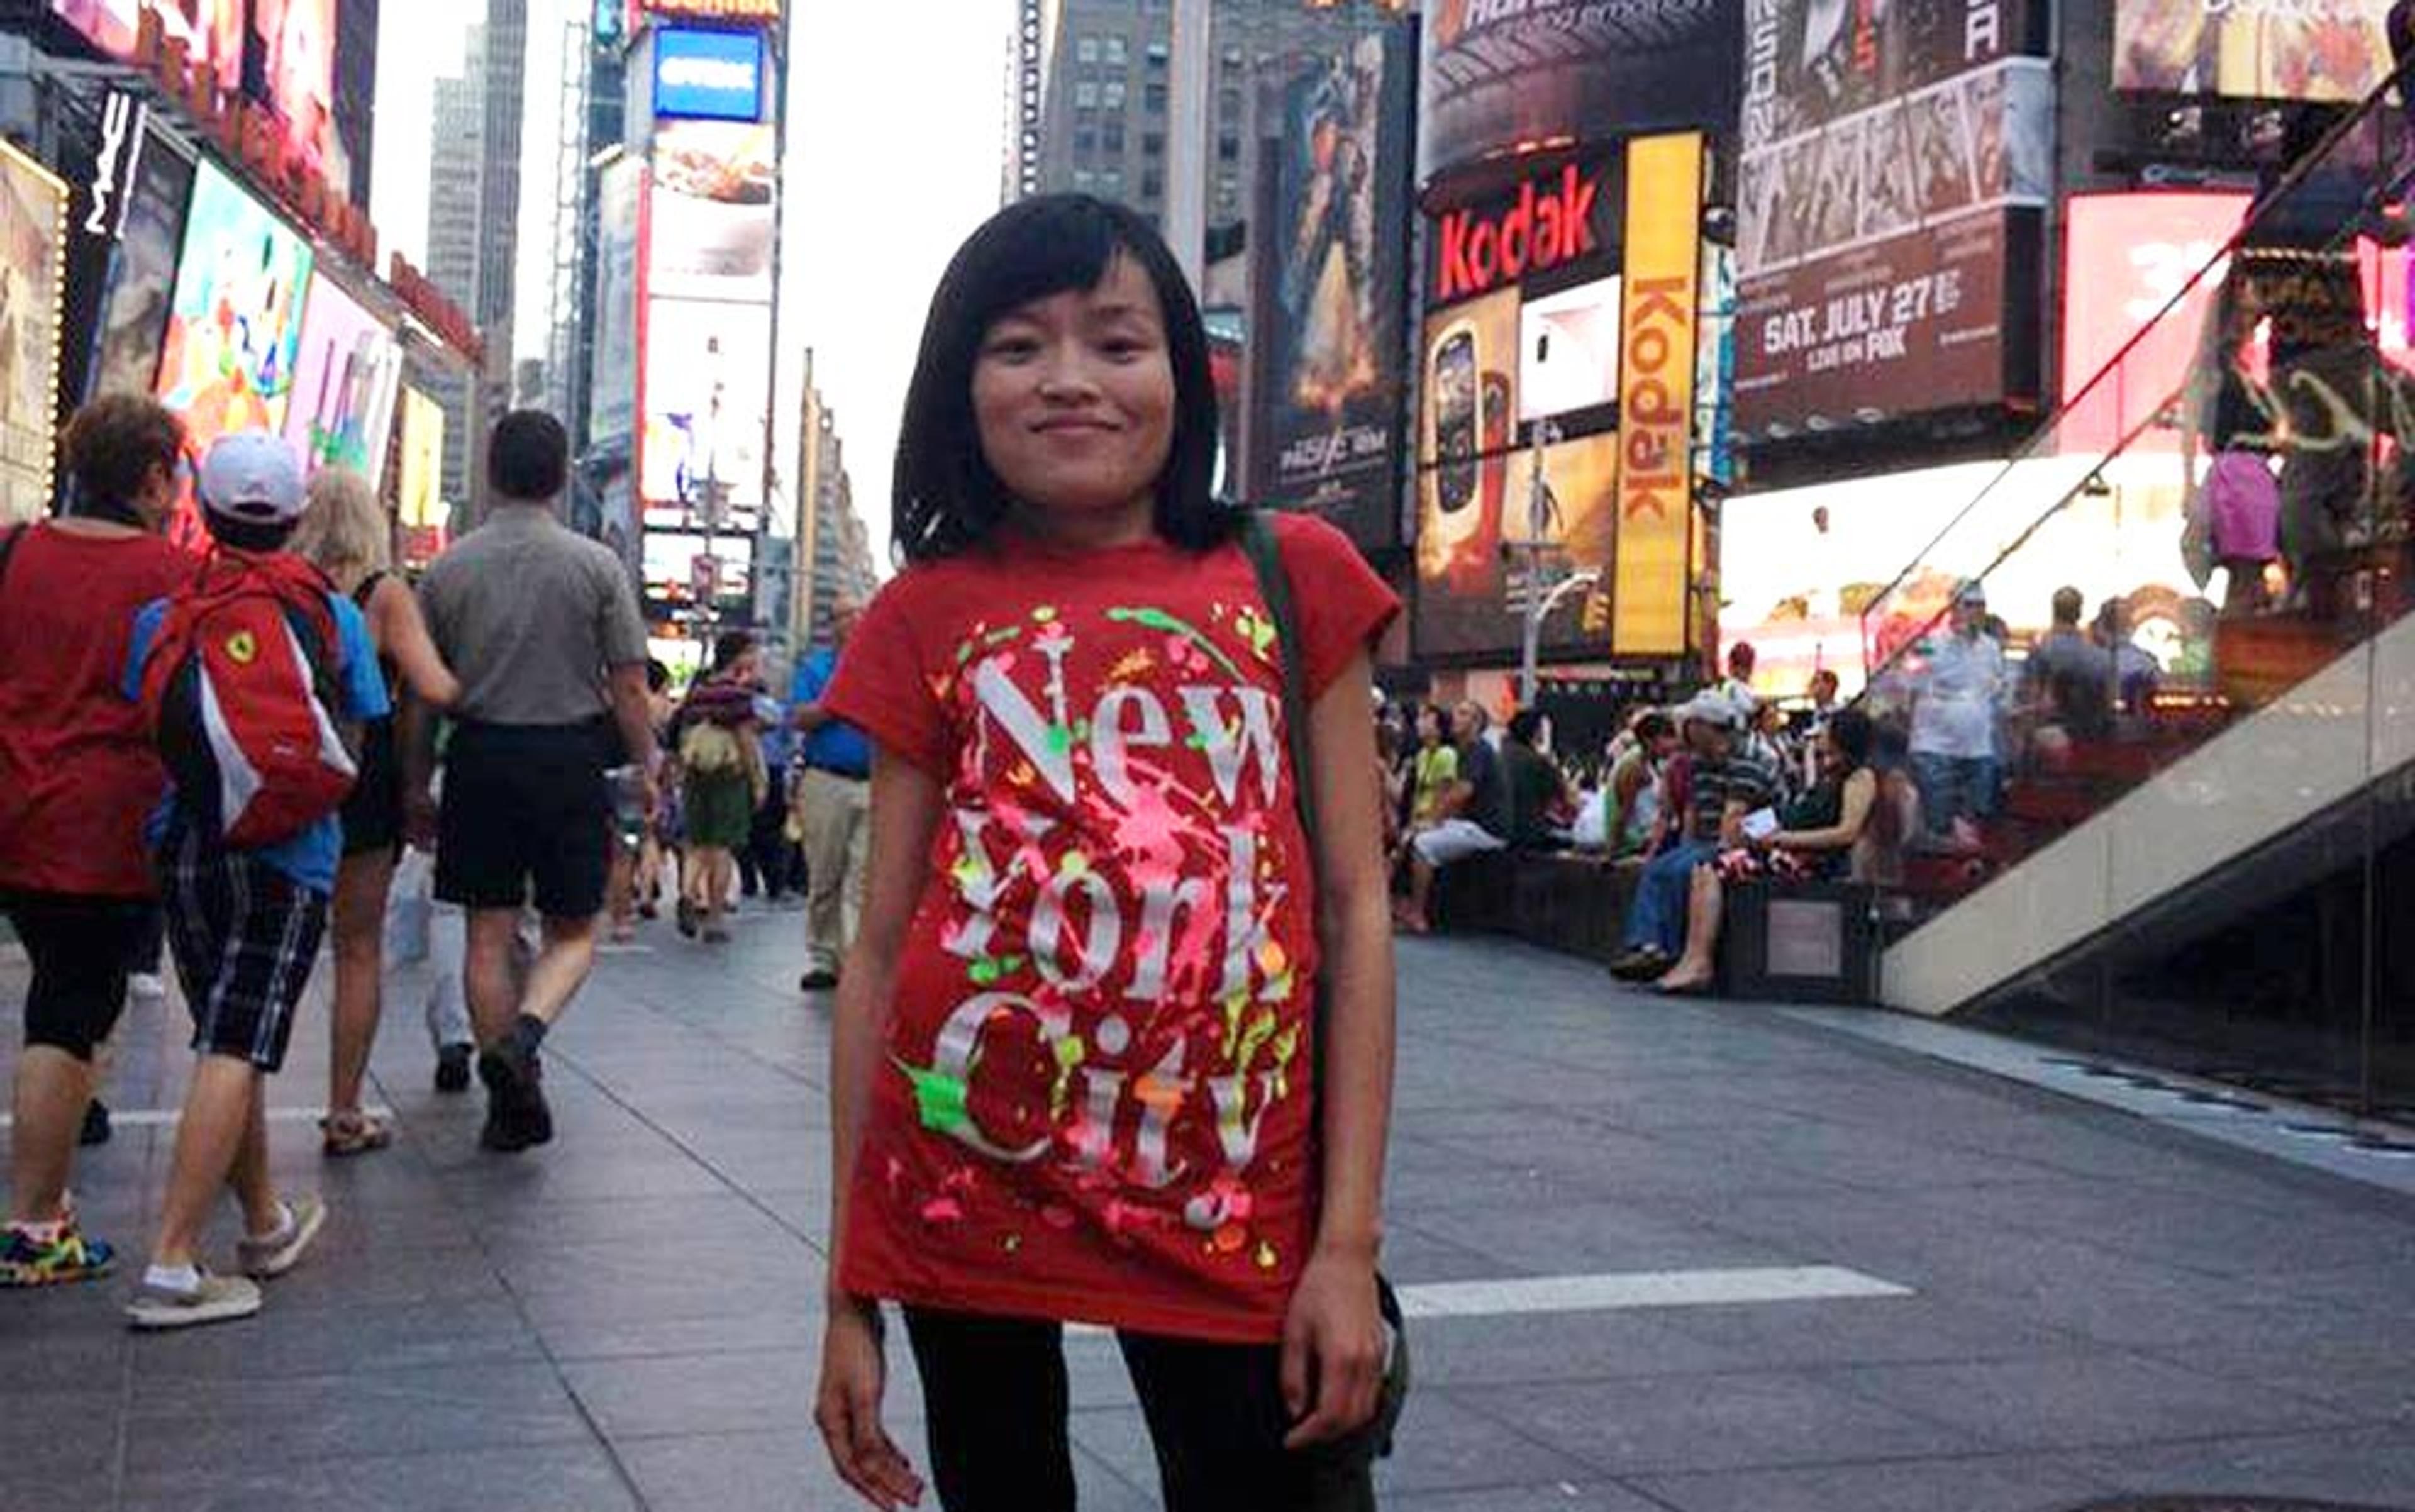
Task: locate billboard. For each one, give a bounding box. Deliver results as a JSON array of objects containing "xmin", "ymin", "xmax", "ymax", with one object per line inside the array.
[
  {"xmin": 1246, "ymin": 23, "xmax": 1412, "ymax": 550},
  {"xmin": 0, "ymin": 142, "xmax": 69, "ymax": 525},
  {"xmin": 590, "ymin": 157, "xmax": 645, "ymax": 449},
  {"xmin": 52, "ymin": 0, "xmax": 244, "ymax": 92},
  {"xmin": 1414, "ymin": 285, "xmax": 1519, "ymax": 597},
  {"xmin": 640, "ymin": 296, "xmax": 770, "ymax": 525},
  {"xmin": 1418, "ymin": 0, "xmax": 1741, "ymax": 184},
  {"xmin": 1608, "ymin": 133, "xmax": 1704, "ymax": 659},
  {"xmin": 1736, "ymin": 0, "xmax": 2051, "ymax": 436},
  {"xmin": 2059, "ymin": 192, "xmax": 2251, "ymax": 457},
  {"xmin": 284, "ymin": 272, "xmax": 401, "ymax": 479},
  {"xmin": 653, "ymin": 25, "xmax": 766, "ymax": 121},
  {"xmin": 642, "ymin": 527, "xmax": 753, "ymax": 616},
  {"xmin": 1519, "ymin": 276, "xmax": 1621, "ymax": 423},
  {"xmin": 1414, "ymin": 431, "xmax": 1619, "ymax": 660},
  {"xmin": 88, "ymin": 125, "xmax": 195, "ymax": 401},
  {"xmin": 647, "ymin": 121, "xmax": 774, "ymax": 304},
  {"xmin": 2114, "ymin": 0, "xmax": 2391, "ymax": 103},
  {"xmin": 397, "ymin": 384, "xmax": 445, "ymax": 564},
  {"xmin": 249, "ymin": 0, "xmax": 338, "ymax": 174}
]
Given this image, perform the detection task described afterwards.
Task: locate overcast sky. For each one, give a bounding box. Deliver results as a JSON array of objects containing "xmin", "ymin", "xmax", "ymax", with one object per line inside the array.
[{"xmin": 374, "ymin": 0, "xmax": 1013, "ymax": 564}]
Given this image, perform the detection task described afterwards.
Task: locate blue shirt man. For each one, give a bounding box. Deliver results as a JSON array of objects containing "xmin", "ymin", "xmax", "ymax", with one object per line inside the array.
[{"xmin": 790, "ymin": 599, "xmax": 869, "ymax": 990}]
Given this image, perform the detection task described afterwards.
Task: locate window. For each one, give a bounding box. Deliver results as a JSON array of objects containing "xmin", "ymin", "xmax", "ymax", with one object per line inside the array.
[
  {"xmin": 1074, "ymin": 168, "xmax": 1096, "ymax": 191},
  {"xmin": 1141, "ymin": 170, "xmax": 1164, "ymax": 200},
  {"xmin": 1217, "ymin": 135, "xmax": 1240, "ymax": 163},
  {"xmin": 1223, "ymin": 45, "xmax": 1242, "ymax": 67},
  {"xmin": 1101, "ymin": 169, "xmax": 1124, "ymax": 194},
  {"xmin": 1075, "ymin": 81, "xmax": 1099, "ymax": 108},
  {"xmin": 1143, "ymin": 131, "xmax": 1165, "ymax": 157},
  {"xmin": 1076, "ymin": 35, "xmax": 1098, "ymax": 64},
  {"xmin": 1144, "ymin": 82, "xmax": 1168, "ymax": 114},
  {"xmin": 1102, "ymin": 123, "xmax": 1125, "ymax": 152},
  {"xmin": 1102, "ymin": 80, "xmax": 1126, "ymax": 108},
  {"xmin": 1075, "ymin": 128, "xmax": 1096, "ymax": 153},
  {"xmin": 1145, "ymin": 41, "xmax": 1169, "ymax": 67},
  {"xmin": 1219, "ymin": 88, "xmax": 1242, "ymax": 120},
  {"xmin": 1103, "ymin": 36, "xmax": 1127, "ymax": 65}
]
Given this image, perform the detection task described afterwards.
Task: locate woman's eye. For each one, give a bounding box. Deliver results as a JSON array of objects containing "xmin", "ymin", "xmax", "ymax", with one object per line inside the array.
[
  {"xmin": 984, "ymin": 337, "xmax": 1040, "ymax": 362},
  {"xmin": 1099, "ymin": 336, "xmax": 1149, "ymax": 360}
]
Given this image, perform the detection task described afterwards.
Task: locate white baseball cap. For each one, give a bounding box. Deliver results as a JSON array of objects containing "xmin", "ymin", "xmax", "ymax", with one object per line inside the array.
[
  {"xmin": 199, "ymin": 432, "xmax": 307, "ymax": 526},
  {"xmin": 1675, "ymin": 692, "xmax": 1741, "ymax": 731}
]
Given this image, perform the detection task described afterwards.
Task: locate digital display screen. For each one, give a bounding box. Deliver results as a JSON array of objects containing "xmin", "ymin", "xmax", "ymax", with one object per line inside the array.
[{"xmin": 653, "ymin": 26, "xmax": 765, "ymax": 121}]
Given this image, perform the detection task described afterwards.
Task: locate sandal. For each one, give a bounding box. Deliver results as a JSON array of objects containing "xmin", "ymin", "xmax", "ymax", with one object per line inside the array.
[{"xmin": 319, "ymin": 1110, "xmax": 393, "ymax": 1158}]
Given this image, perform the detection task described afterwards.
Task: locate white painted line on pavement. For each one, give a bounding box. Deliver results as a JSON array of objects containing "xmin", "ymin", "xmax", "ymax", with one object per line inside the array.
[
  {"xmin": 1395, "ymin": 1265, "xmax": 1913, "ymax": 1320},
  {"xmin": 0, "ymin": 1104, "xmax": 396, "ymax": 1130}
]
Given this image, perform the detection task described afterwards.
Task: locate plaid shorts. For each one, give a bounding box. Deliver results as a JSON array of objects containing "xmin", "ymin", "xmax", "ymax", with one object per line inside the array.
[{"xmin": 160, "ymin": 825, "xmax": 328, "ymax": 1073}]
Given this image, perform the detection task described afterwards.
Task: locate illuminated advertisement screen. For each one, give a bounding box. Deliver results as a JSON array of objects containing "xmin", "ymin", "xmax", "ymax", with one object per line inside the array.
[
  {"xmin": 2115, "ymin": 0, "xmax": 2391, "ymax": 102},
  {"xmin": 284, "ymin": 272, "xmax": 401, "ymax": 479},
  {"xmin": 2059, "ymin": 192, "xmax": 2251, "ymax": 457},
  {"xmin": 1413, "ymin": 286, "xmax": 1519, "ymax": 639},
  {"xmin": 0, "ymin": 141, "xmax": 69, "ymax": 525},
  {"xmin": 642, "ymin": 527, "xmax": 753, "ymax": 616},
  {"xmin": 1245, "ymin": 21, "xmax": 1412, "ymax": 550},
  {"xmin": 647, "ymin": 121, "xmax": 774, "ymax": 304},
  {"xmin": 249, "ymin": 0, "xmax": 338, "ymax": 174},
  {"xmin": 640, "ymin": 296, "xmax": 770, "ymax": 525},
  {"xmin": 52, "ymin": 0, "xmax": 245, "ymax": 92},
  {"xmin": 1519, "ymin": 276, "xmax": 1621, "ymax": 423},
  {"xmin": 1413, "ymin": 431, "xmax": 1618, "ymax": 661},
  {"xmin": 590, "ymin": 157, "xmax": 645, "ymax": 450},
  {"xmin": 653, "ymin": 26, "xmax": 765, "ymax": 121},
  {"xmin": 397, "ymin": 385, "xmax": 445, "ymax": 563},
  {"xmin": 89, "ymin": 127, "xmax": 194, "ymax": 401}
]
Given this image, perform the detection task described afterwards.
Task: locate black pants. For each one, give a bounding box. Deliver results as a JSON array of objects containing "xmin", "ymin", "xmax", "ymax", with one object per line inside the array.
[
  {"xmin": 902, "ymin": 1308, "xmax": 1374, "ymax": 1512},
  {"xmin": 1, "ymin": 891, "xmax": 155, "ymax": 1060}
]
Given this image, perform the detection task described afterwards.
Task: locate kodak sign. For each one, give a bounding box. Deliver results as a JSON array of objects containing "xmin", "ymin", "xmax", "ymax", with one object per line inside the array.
[
  {"xmin": 1610, "ymin": 133, "xmax": 1702, "ymax": 659},
  {"xmin": 1431, "ymin": 162, "xmax": 1604, "ymax": 306}
]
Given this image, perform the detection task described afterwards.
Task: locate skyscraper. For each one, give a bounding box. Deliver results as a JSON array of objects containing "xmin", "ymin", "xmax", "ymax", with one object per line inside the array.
[{"xmin": 425, "ymin": 31, "xmax": 486, "ymax": 511}]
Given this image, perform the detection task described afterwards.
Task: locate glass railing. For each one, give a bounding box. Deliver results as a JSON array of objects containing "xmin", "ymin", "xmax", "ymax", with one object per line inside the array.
[{"xmin": 1846, "ymin": 65, "xmax": 2415, "ymax": 1120}]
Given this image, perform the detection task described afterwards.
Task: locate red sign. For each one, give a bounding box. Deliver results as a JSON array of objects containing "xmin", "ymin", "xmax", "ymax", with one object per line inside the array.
[
  {"xmin": 1431, "ymin": 162, "xmax": 1605, "ymax": 306},
  {"xmin": 640, "ymin": 0, "xmax": 780, "ymax": 21},
  {"xmin": 2058, "ymin": 192, "xmax": 2248, "ymax": 456}
]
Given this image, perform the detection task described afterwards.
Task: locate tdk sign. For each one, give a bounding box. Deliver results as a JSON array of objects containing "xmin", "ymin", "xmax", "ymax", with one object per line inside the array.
[{"xmin": 653, "ymin": 27, "xmax": 765, "ymax": 122}]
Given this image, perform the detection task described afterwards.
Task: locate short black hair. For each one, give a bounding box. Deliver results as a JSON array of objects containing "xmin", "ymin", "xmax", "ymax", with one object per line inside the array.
[
  {"xmin": 489, "ymin": 409, "xmax": 569, "ymax": 502},
  {"xmin": 711, "ymin": 630, "xmax": 757, "ymax": 674},
  {"xmin": 63, "ymin": 394, "xmax": 184, "ymax": 513},
  {"xmin": 646, "ymin": 658, "xmax": 670, "ymax": 694},
  {"xmin": 1508, "ymin": 709, "xmax": 1545, "ymax": 746},
  {"xmin": 206, "ymin": 514, "xmax": 297, "ymax": 553},
  {"xmin": 892, "ymin": 194, "xmax": 1231, "ymax": 564},
  {"xmin": 1828, "ymin": 706, "xmax": 1874, "ymax": 768}
]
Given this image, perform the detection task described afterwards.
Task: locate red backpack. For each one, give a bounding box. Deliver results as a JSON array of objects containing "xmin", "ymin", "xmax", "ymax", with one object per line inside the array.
[{"xmin": 137, "ymin": 549, "xmax": 358, "ymax": 848}]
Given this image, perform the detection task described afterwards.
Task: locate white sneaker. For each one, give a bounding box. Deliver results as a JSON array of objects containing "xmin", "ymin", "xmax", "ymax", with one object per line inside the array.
[
  {"xmin": 126, "ymin": 1269, "xmax": 262, "ymax": 1330},
  {"xmin": 236, "ymin": 1193, "xmax": 327, "ymax": 1279},
  {"xmin": 128, "ymin": 972, "xmax": 166, "ymax": 1001}
]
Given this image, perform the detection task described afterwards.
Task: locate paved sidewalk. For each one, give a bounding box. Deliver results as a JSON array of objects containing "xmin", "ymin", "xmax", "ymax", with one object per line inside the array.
[{"xmin": 4, "ymin": 909, "xmax": 2412, "ymax": 1511}]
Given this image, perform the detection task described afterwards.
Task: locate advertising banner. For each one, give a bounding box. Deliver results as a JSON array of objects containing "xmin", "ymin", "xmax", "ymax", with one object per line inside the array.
[
  {"xmin": 157, "ymin": 162, "xmax": 313, "ymax": 445},
  {"xmin": 1414, "ymin": 284, "xmax": 1519, "ymax": 591},
  {"xmin": 249, "ymin": 0, "xmax": 338, "ymax": 174},
  {"xmin": 1426, "ymin": 155, "xmax": 1617, "ymax": 311},
  {"xmin": 640, "ymin": 296, "xmax": 770, "ymax": 525},
  {"xmin": 2114, "ymin": 0, "xmax": 2390, "ymax": 103},
  {"xmin": 0, "ymin": 142, "xmax": 69, "ymax": 525},
  {"xmin": 1519, "ymin": 275, "xmax": 1621, "ymax": 423},
  {"xmin": 1735, "ymin": 16, "xmax": 2052, "ymax": 437},
  {"xmin": 643, "ymin": 527, "xmax": 753, "ymax": 616},
  {"xmin": 1418, "ymin": 0, "xmax": 1741, "ymax": 184},
  {"xmin": 591, "ymin": 157, "xmax": 645, "ymax": 449},
  {"xmin": 1609, "ymin": 131, "xmax": 1702, "ymax": 659},
  {"xmin": 89, "ymin": 124, "xmax": 195, "ymax": 401},
  {"xmin": 53, "ymin": 0, "xmax": 244, "ymax": 91},
  {"xmin": 397, "ymin": 384, "xmax": 446, "ymax": 564},
  {"xmin": 653, "ymin": 25, "xmax": 766, "ymax": 122},
  {"xmin": 1246, "ymin": 23, "xmax": 1412, "ymax": 550},
  {"xmin": 2059, "ymin": 192, "xmax": 2251, "ymax": 457},
  {"xmin": 284, "ymin": 272, "xmax": 401, "ymax": 479},
  {"xmin": 647, "ymin": 121, "xmax": 775, "ymax": 304},
  {"xmin": 1414, "ymin": 431, "xmax": 1619, "ymax": 660}
]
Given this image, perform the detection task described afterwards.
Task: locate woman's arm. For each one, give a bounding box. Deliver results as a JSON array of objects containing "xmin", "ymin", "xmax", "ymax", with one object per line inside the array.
[
  {"xmin": 372, "ymin": 577, "xmax": 462, "ymax": 709},
  {"xmin": 1775, "ymin": 768, "xmax": 1877, "ymax": 852},
  {"xmin": 1284, "ymin": 651, "xmax": 1396, "ymax": 1448}
]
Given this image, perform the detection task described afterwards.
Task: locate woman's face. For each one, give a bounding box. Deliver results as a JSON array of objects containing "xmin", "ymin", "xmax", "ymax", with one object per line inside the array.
[
  {"xmin": 972, "ymin": 252, "xmax": 1177, "ymax": 533},
  {"xmin": 1418, "ymin": 708, "xmax": 1443, "ymax": 744}
]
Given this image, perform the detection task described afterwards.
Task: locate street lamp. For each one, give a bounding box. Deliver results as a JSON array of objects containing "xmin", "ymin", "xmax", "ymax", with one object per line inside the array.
[{"xmin": 1504, "ymin": 415, "xmax": 1591, "ymax": 708}]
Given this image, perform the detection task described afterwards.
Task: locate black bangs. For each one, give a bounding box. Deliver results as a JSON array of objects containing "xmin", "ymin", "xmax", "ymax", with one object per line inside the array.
[{"xmin": 891, "ymin": 194, "xmax": 1233, "ymax": 565}]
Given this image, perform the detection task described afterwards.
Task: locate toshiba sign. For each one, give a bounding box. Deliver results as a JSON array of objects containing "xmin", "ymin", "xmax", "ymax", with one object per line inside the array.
[{"xmin": 1428, "ymin": 161, "xmax": 1611, "ymax": 307}]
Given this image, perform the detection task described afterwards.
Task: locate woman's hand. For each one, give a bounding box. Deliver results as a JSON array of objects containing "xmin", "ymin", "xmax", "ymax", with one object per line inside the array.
[
  {"xmin": 815, "ymin": 1294, "xmax": 924, "ymax": 1509},
  {"xmin": 1279, "ymin": 1243, "xmax": 1387, "ymax": 1450}
]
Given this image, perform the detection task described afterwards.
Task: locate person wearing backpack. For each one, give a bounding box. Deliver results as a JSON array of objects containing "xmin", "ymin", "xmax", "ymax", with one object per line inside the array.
[
  {"xmin": 668, "ymin": 631, "xmax": 769, "ymax": 945},
  {"xmin": 120, "ymin": 431, "xmax": 390, "ymax": 1330},
  {"xmin": 0, "ymin": 396, "xmax": 196, "ymax": 1291}
]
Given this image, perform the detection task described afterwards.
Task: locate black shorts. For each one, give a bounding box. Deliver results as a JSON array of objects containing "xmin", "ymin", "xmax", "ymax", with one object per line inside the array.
[
  {"xmin": 1, "ymin": 890, "xmax": 155, "ymax": 1061},
  {"xmin": 341, "ymin": 716, "xmax": 404, "ymax": 859},
  {"xmin": 436, "ymin": 721, "xmax": 612, "ymax": 919},
  {"xmin": 158, "ymin": 826, "xmax": 328, "ymax": 1074}
]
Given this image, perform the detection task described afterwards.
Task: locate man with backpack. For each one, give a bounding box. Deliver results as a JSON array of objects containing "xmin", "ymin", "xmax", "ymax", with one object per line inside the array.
[
  {"xmin": 122, "ymin": 432, "xmax": 390, "ymax": 1329},
  {"xmin": 408, "ymin": 411, "xmax": 655, "ymax": 1153}
]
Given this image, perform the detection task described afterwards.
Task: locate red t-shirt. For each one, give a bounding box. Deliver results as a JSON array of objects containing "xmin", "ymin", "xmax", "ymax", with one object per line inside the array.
[
  {"xmin": 824, "ymin": 513, "xmax": 1397, "ymax": 1343},
  {"xmin": 0, "ymin": 524, "xmax": 197, "ymax": 897}
]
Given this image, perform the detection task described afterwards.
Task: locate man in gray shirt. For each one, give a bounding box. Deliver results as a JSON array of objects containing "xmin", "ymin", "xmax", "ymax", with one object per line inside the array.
[{"xmin": 406, "ymin": 411, "xmax": 656, "ymax": 1153}]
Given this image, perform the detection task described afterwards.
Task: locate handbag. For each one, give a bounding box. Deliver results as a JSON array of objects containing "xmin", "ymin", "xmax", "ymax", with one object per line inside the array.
[{"xmin": 1236, "ymin": 511, "xmax": 1413, "ymax": 1479}]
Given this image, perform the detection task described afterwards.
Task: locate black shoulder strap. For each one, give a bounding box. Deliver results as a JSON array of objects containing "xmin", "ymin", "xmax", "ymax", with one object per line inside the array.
[
  {"xmin": 0, "ymin": 524, "xmax": 28, "ymax": 600},
  {"xmin": 1237, "ymin": 511, "xmax": 1327, "ymax": 1099},
  {"xmin": 350, "ymin": 568, "xmax": 387, "ymax": 609}
]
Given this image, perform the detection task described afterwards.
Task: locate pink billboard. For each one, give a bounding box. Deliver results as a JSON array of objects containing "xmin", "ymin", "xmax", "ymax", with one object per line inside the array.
[{"xmin": 284, "ymin": 270, "xmax": 401, "ymax": 480}]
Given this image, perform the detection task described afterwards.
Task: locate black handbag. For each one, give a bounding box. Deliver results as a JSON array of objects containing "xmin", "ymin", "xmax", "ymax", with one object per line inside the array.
[{"xmin": 1236, "ymin": 511, "xmax": 1411, "ymax": 1486}]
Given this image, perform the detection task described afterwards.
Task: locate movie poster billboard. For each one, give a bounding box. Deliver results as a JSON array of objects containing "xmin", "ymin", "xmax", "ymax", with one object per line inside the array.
[
  {"xmin": 647, "ymin": 121, "xmax": 774, "ymax": 305},
  {"xmin": 1736, "ymin": 0, "xmax": 2050, "ymax": 437},
  {"xmin": 89, "ymin": 128, "xmax": 195, "ymax": 401},
  {"xmin": 0, "ymin": 142, "xmax": 68, "ymax": 525},
  {"xmin": 2114, "ymin": 0, "xmax": 2390, "ymax": 103},
  {"xmin": 52, "ymin": 0, "xmax": 244, "ymax": 92},
  {"xmin": 284, "ymin": 273, "xmax": 401, "ymax": 479},
  {"xmin": 1246, "ymin": 22, "xmax": 1411, "ymax": 549},
  {"xmin": 397, "ymin": 384, "xmax": 445, "ymax": 564},
  {"xmin": 640, "ymin": 296, "xmax": 770, "ymax": 526},
  {"xmin": 1414, "ymin": 431, "xmax": 1619, "ymax": 660},
  {"xmin": 1419, "ymin": 0, "xmax": 1741, "ymax": 184},
  {"xmin": 591, "ymin": 157, "xmax": 645, "ymax": 450}
]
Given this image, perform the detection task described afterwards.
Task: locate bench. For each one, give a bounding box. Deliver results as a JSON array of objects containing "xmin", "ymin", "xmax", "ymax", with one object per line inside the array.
[{"xmin": 1430, "ymin": 848, "xmax": 1640, "ymax": 965}]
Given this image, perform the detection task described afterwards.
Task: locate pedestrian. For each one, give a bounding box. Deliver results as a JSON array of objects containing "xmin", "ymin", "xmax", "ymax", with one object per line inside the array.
[
  {"xmin": 1, "ymin": 396, "xmax": 196, "ymax": 1288},
  {"xmin": 1394, "ymin": 700, "xmax": 1508, "ymax": 935},
  {"xmin": 812, "ymin": 194, "xmax": 1399, "ymax": 1512},
  {"xmin": 289, "ymin": 465, "xmax": 459, "ymax": 1155},
  {"xmin": 407, "ymin": 410, "xmax": 657, "ymax": 1153},
  {"xmin": 123, "ymin": 431, "xmax": 389, "ymax": 1328},
  {"xmin": 1499, "ymin": 709, "xmax": 1577, "ymax": 852},
  {"xmin": 1610, "ymin": 692, "xmax": 1775, "ymax": 983},
  {"xmin": 788, "ymin": 596, "xmax": 870, "ymax": 993},
  {"xmin": 1907, "ymin": 579, "xmax": 2006, "ymax": 848},
  {"xmin": 669, "ymin": 630, "xmax": 767, "ymax": 945}
]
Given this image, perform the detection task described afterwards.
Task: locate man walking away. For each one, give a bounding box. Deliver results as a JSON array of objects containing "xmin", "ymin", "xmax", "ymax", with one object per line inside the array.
[
  {"xmin": 790, "ymin": 597, "xmax": 870, "ymax": 992},
  {"xmin": 408, "ymin": 411, "xmax": 657, "ymax": 1153}
]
